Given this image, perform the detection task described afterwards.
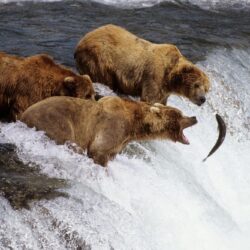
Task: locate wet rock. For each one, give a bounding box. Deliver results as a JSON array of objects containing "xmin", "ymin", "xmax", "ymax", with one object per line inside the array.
[{"xmin": 0, "ymin": 143, "xmax": 68, "ymax": 209}]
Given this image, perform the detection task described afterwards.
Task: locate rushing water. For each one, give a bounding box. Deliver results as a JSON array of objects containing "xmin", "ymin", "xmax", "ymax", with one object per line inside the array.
[{"xmin": 0, "ymin": 0, "xmax": 250, "ymax": 249}]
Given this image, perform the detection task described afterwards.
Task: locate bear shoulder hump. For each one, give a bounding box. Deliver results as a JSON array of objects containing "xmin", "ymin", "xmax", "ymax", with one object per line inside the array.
[{"xmin": 29, "ymin": 54, "xmax": 55, "ymax": 66}]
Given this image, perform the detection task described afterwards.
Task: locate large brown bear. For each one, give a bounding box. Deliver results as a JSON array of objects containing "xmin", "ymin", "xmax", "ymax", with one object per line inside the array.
[
  {"xmin": 21, "ymin": 96, "xmax": 197, "ymax": 167},
  {"xmin": 74, "ymin": 24, "xmax": 210, "ymax": 105},
  {"xmin": 0, "ymin": 52, "xmax": 95, "ymax": 121}
]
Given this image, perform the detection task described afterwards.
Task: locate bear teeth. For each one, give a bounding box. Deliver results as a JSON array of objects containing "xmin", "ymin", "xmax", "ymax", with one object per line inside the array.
[{"xmin": 182, "ymin": 133, "xmax": 190, "ymax": 145}]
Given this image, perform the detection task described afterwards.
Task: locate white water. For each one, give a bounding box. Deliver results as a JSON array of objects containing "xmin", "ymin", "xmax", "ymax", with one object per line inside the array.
[
  {"xmin": 0, "ymin": 47, "xmax": 250, "ymax": 249},
  {"xmin": 1, "ymin": 0, "xmax": 250, "ymax": 9},
  {"xmin": 92, "ymin": 0, "xmax": 250, "ymax": 9},
  {"xmin": 0, "ymin": 0, "xmax": 61, "ymax": 3}
]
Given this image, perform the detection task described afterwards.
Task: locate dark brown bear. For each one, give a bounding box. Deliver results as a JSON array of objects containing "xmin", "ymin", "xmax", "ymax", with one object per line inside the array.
[{"xmin": 0, "ymin": 52, "xmax": 95, "ymax": 121}]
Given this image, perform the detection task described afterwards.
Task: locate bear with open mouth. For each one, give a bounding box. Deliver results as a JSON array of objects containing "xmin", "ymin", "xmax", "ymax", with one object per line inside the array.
[{"xmin": 21, "ymin": 96, "xmax": 197, "ymax": 167}]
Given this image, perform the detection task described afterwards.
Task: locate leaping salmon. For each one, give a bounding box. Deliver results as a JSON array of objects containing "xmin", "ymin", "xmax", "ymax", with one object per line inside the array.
[{"xmin": 203, "ymin": 114, "xmax": 226, "ymax": 162}]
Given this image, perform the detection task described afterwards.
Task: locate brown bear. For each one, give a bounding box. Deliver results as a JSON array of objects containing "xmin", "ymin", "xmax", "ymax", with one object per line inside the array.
[
  {"xmin": 0, "ymin": 52, "xmax": 95, "ymax": 121},
  {"xmin": 21, "ymin": 96, "xmax": 197, "ymax": 167},
  {"xmin": 74, "ymin": 24, "xmax": 210, "ymax": 105}
]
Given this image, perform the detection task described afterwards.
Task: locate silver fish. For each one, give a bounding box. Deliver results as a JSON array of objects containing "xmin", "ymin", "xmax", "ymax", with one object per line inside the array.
[{"xmin": 203, "ymin": 114, "xmax": 226, "ymax": 162}]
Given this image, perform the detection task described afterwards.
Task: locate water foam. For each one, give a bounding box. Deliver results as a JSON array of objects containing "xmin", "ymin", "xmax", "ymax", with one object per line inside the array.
[
  {"xmin": 0, "ymin": 47, "xmax": 250, "ymax": 249},
  {"xmin": 198, "ymin": 48, "xmax": 250, "ymax": 141},
  {"xmin": 93, "ymin": 0, "xmax": 250, "ymax": 9},
  {"xmin": 0, "ymin": 0, "xmax": 61, "ymax": 3},
  {"xmin": 1, "ymin": 0, "xmax": 250, "ymax": 9}
]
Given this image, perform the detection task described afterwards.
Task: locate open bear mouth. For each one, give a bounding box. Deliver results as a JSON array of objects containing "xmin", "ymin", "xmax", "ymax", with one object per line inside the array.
[
  {"xmin": 180, "ymin": 130, "xmax": 190, "ymax": 145},
  {"xmin": 179, "ymin": 116, "xmax": 198, "ymax": 145}
]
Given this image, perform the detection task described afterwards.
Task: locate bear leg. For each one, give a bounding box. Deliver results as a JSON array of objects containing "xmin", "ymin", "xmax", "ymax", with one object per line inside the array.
[
  {"xmin": 87, "ymin": 150, "xmax": 109, "ymax": 167},
  {"xmin": 141, "ymin": 83, "xmax": 166, "ymax": 104}
]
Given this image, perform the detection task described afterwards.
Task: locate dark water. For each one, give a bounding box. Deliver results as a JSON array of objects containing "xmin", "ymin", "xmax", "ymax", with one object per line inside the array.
[{"xmin": 1, "ymin": 0, "xmax": 250, "ymax": 66}]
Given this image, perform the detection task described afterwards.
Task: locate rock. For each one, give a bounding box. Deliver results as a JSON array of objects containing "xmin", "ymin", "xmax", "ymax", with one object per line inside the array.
[{"xmin": 0, "ymin": 143, "xmax": 68, "ymax": 209}]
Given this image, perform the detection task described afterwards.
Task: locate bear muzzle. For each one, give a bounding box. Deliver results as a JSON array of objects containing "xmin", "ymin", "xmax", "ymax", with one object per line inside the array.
[
  {"xmin": 179, "ymin": 116, "xmax": 197, "ymax": 144},
  {"xmin": 193, "ymin": 95, "xmax": 206, "ymax": 106}
]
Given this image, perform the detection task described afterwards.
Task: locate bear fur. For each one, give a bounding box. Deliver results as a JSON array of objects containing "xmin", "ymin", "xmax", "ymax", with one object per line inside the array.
[
  {"xmin": 74, "ymin": 24, "xmax": 210, "ymax": 105},
  {"xmin": 21, "ymin": 96, "xmax": 197, "ymax": 167},
  {"xmin": 0, "ymin": 52, "xmax": 95, "ymax": 121}
]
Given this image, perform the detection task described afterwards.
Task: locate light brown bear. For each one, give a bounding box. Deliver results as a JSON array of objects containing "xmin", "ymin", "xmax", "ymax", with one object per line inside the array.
[
  {"xmin": 74, "ymin": 24, "xmax": 210, "ymax": 105},
  {"xmin": 0, "ymin": 52, "xmax": 95, "ymax": 121},
  {"xmin": 21, "ymin": 96, "xmax": 197, "ymax": 167}
]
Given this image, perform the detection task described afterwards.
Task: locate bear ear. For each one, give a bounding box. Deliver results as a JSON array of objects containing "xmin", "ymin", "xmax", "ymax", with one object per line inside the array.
[
  {"xmin": 64, "ymin": 76, "xmax": 76, "ymax": 90},
  {"xmin": 150, "ymin": 106, "xmax": 160, "ymax": 114},
  {"xmin": 153, "ymin": 103, "xmax": 165, "ymax": 107},
  {"xmin": 82, "ymin": 74, "xmax": 92, "ymax": 82},
  {"xmin": 182, "ymin": 65, "xmax": 195, "ymax": 74}
]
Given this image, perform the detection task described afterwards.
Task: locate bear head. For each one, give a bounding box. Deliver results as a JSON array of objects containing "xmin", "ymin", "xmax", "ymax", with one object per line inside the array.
[
  {"xmin": 62, "ymin": 74, "xmax": 95, "ymax": 100},
  {"xmin": 168, "ymin": 60, "xmax": 210, "ymax": 106},
  {"xmin": 143, "ymin": 103, "xmax": 197, "ymax": 144}
]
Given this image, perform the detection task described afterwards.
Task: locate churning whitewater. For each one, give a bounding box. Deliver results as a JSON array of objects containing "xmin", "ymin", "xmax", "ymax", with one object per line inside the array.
[
  {"xmin": 1, "ymin": 0, "xmax": 250, "ymax": 9},
  {"xmin": 0, "ymin": 0, "xmax": 250, "ymax": 249}
]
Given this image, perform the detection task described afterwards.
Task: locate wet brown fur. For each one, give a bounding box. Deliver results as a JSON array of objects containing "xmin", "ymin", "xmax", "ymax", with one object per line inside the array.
[
  {"xmin": 21, "ymin": 96, "xmax": 197, "ymax": 167},
  {"xmin": 74, "ymin": 24, "xmax": 210, "ymax": 105},
  {"xmin": 0, "ymin": 52, "xmax": 95, "ymax": 121}
]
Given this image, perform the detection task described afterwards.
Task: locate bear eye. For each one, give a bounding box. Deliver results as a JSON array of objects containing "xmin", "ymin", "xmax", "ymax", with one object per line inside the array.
[{"xmin": 194, "ymin": 83, "xmax": 199, "ymax": 88}]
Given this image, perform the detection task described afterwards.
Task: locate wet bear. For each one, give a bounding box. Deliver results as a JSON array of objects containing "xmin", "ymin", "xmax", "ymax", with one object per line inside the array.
[
  {"xmin": 0, "ymin": 52, "xmax": 95, "ymax": 121},
  {"xmin": 21, "ymin": 96, "xmax": 197, "ymax": 167},
  {"xmin": 74, "ymin": 24, "xmax": 210, "ymax": 105}
]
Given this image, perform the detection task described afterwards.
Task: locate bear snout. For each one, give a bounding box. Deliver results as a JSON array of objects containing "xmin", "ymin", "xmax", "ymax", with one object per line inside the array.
[
  {"xmin": 180, "ymin": 116, "xmax": 197, "ymax": 129},
  {"xmin": 190, "ymin": 116, "xmax": 198, "ymax": 125},
  {"xmin": 194, "ymin": 96, "xmax": 206, "ymax": 106},
  {"xmin": 186, "ymin": 116, "xmax": 198, "ymax": 127},
  {"xmin": 199, "ymin": 96, "xmax": 206, "ymax": 104}
]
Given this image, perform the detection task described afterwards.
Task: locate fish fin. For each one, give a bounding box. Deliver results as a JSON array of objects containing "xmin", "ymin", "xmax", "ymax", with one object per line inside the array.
[{"xmin": 202, "ymin": 157, "xmax": 208, "ymax": 162}]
